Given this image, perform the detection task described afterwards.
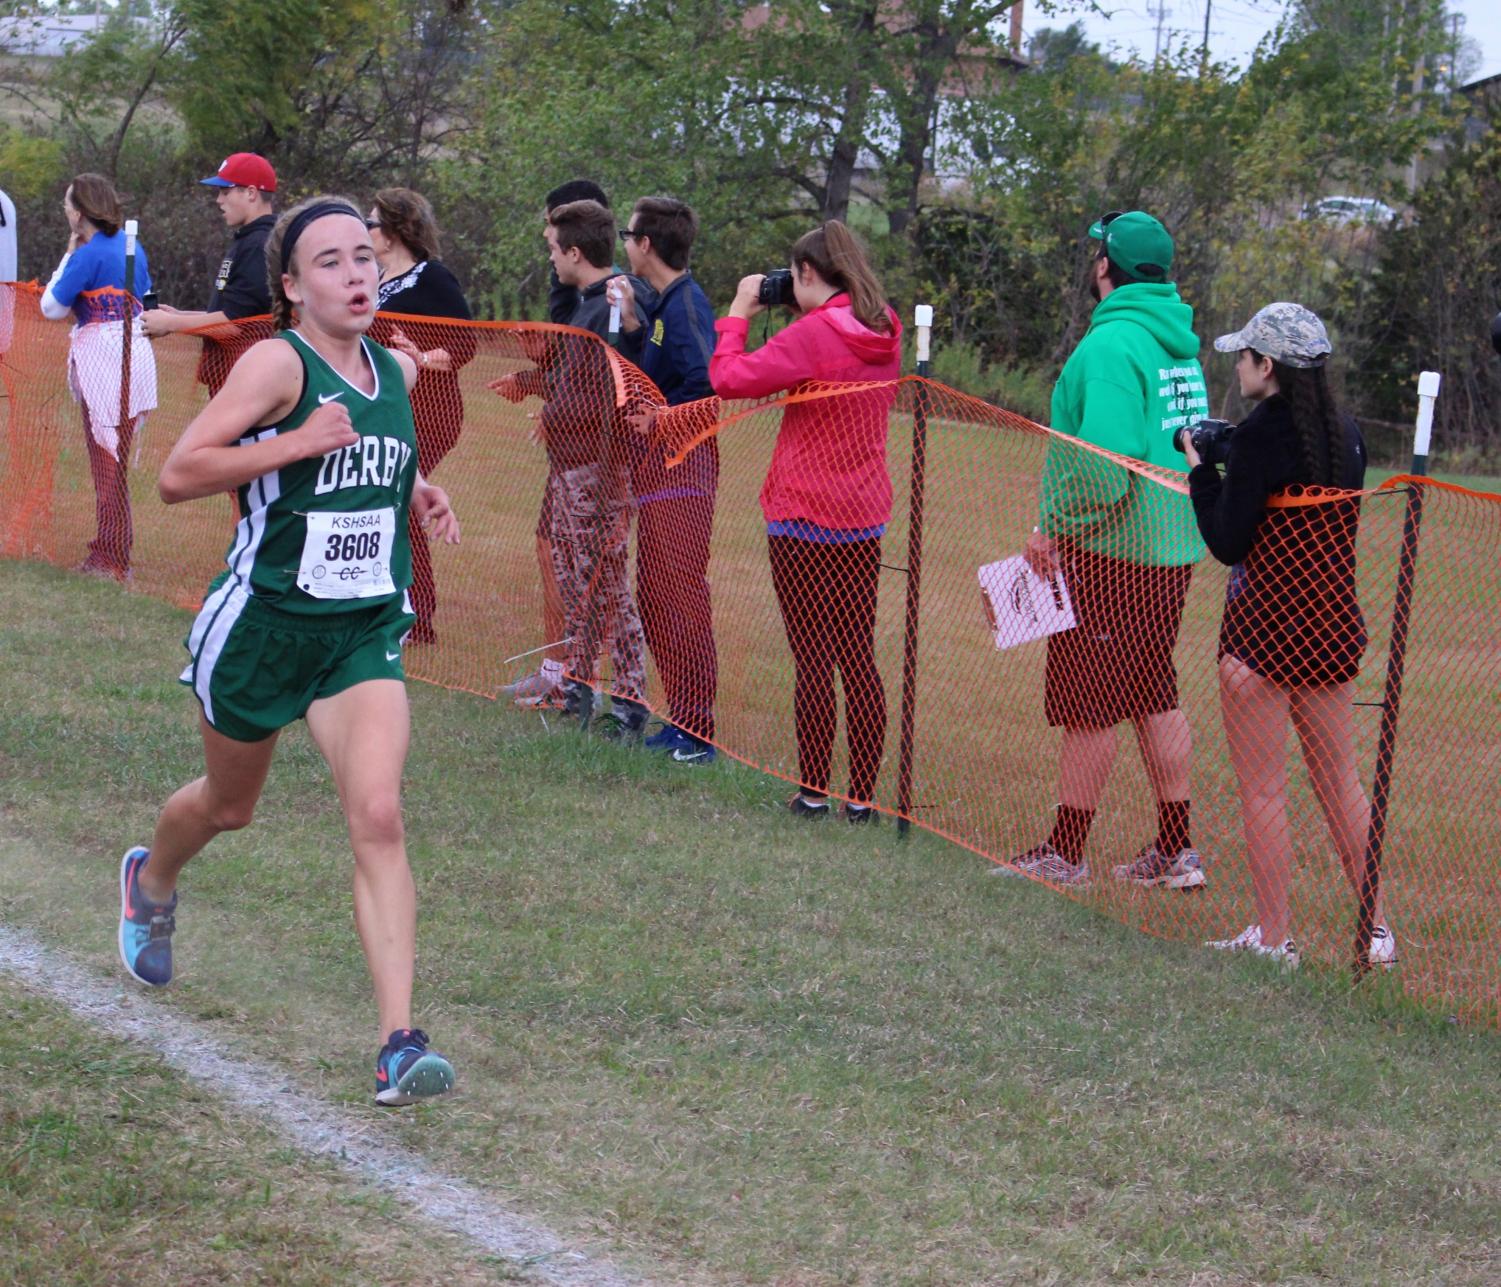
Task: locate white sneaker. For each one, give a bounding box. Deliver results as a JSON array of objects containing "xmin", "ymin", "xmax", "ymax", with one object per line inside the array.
[
  {"xmin": 1206, "ymin": 924, "xmax": 1263, "ymax": 951},
  {"xmin": 1369, "ymin": 924, "xmax": 1398, "ymax": 969},
  {"xmin": 1206, "ymin": 924, "xmax": 1299, "ymax": 969}
]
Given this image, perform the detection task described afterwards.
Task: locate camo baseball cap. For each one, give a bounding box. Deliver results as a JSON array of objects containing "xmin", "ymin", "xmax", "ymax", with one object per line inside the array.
[{"xmin": 1214, "ymin": 302, "xmax": 1331, "ymax": 368}]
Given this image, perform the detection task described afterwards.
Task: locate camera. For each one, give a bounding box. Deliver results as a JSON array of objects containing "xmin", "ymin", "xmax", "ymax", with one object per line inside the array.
[
  {"xmin": 1174, "ymin": 417, "xmax": 1236, "ymax": 466},
  {"xmin": 141, "ymin": 291, "xmax": 158, "ymax": 311},
  {"xmin": 757, "ymin": 268, "xmax": 796, "ymax": 308}
]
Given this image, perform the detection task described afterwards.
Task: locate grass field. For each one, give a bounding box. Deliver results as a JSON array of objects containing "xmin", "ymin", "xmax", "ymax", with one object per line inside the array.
[
  {"xmin": 0, "ymin": 986, "xmax": 523, "ymax": 1285},
  {"xmin": 2, "ymin": 559, "xmax": 1499, "ymax": 1284}
]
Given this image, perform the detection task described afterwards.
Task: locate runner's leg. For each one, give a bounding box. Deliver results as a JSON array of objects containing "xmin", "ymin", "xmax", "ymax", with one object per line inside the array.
[
  {"xmin": 138, "ymin": 716, "xmax": 280, "ymax": 905},
  {"xmin": 304, "ymin": 678, "xmax": 415, "ymax": 1043}
]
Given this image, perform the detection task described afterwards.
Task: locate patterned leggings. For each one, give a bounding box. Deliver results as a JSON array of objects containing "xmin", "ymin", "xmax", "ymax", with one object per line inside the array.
[{"xmin": 549, "ymin": 463, "xmax": 646, "ymax": 701}]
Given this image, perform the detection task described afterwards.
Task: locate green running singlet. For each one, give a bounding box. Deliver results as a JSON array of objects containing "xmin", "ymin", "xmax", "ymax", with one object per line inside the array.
[{"xmin": 218, "ymin": 330, "xmax": 418, "ymax": 615}]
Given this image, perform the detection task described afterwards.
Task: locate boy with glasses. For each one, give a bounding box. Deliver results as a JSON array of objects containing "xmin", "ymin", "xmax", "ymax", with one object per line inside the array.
[{"xmin": 610, "ymin": 197, "xmax": 719, "ymax": 763}]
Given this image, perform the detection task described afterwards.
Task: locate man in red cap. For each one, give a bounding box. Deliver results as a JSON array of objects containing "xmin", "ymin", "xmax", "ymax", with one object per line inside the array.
[{"xmin": 141, "ymin": 153, "xmax": 278, "ymax": 391}]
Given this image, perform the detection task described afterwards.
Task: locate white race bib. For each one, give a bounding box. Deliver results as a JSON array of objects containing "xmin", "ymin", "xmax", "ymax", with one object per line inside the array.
[{"xmin": 298, "ymin": 508, "xmax": 397, "ymax": 600}]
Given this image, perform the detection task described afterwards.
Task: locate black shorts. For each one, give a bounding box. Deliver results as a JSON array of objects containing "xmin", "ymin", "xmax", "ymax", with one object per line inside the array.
[{"xmin": 1044, "ymin": 544, "xmax": 1193, "ymax": 729}]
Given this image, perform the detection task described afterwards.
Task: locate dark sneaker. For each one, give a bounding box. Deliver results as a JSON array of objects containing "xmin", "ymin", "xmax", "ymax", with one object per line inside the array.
[
  {"xmin": 666, "ymin": 728, "xmax": 716, "ymax": 764},
  {"xmin": 1112, "ymin": 843, "xmax": 1205, "ymax": 890},
  {"xmin": 788, "ymin": 792, "xmax": 831, "ymax": 818},
  {"xmin": 992, "ymin": 842, "xmax": 1089, "ymax": 885},
  {"xmin": 844, "ymin": 803, "xmax": 877, "ymax": 825},
  {"xmin": 374, "ymin": 1028, "xmax": 455, "ymax": 1106},
  {"xmin": 118, "ymin": 846, "xmax": 177, "ymax": 987},
  {"xmin": 643, "ymin": 723, "xmax": 678, "ymax": 752},
  {"xmin": 596, "ymin": 698, "xmax": 648, "ymax": 745},
  {"xmin": 561, "ymin": 680, "xmax": 595, "ymax": 724}
]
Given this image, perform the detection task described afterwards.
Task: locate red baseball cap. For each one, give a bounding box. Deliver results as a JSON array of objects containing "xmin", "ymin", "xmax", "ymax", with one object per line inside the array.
[{"xmin": 199, "ymin": 153, "xmax": 277, "ymax": 193}]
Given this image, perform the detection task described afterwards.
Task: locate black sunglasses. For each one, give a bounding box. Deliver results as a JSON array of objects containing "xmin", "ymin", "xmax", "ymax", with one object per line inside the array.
[
  {"xmin": 618, "ymin": 228, "xmax": 644, "ymax": 242},
  {"xmin": 365, "ymin": 218, "xmax": 382, "ymax": 231}
]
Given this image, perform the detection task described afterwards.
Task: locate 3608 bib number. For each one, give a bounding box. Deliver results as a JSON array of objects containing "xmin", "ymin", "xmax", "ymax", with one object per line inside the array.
[{"xmin": 298, "ymin": 508, "xmax": 396, "ymax": 600}]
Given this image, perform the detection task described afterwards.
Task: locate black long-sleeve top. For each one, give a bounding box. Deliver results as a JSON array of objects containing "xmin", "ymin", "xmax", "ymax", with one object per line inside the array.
[
  {"xmin": 371, "ymin": 259, "xmax": 475, "ymax": 472},
  {"xmin": 1188, "ymin": 393, "xmax": 1368, "ymax": 685},
  {"xmin": 208, "ymin": 214, "xmax": 276, "ymax": 319}
]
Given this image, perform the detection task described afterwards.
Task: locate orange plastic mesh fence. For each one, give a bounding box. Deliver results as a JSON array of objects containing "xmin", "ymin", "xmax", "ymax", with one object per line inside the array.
[{"xmin": 3, "ymin": 283, "xmax": 1497, "ymax": 1026}]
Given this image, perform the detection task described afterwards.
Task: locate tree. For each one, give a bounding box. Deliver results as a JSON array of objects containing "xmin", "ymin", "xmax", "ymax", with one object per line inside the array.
[
  {"xmin": 165, "ymin": 0, "xmax": 480, "ymax": 188},
  {"xmin": 1354, "ymin": 110, "xmax": 1501, "ymax": 454}
]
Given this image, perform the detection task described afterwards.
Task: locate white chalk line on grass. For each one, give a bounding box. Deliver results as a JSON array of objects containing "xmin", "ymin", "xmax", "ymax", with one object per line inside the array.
[{"xmin": 0, "ymin": 924, "xmax": 639, "ymax": 1287}]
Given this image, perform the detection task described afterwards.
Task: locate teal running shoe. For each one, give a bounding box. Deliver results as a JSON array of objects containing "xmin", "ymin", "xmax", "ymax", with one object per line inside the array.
[
  {"xmin": 118, "ymin": 846, "xmax": 177, "ymax": 987},
  {"xmin": 375, "ymin": 1028, "xmax": 455, "ymax": 1106}
]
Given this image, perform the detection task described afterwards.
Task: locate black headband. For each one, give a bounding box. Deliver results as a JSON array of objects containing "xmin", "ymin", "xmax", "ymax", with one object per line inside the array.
[{"xmin": 280, "ymin": 201, "xmax": 362, "ymax": 277}]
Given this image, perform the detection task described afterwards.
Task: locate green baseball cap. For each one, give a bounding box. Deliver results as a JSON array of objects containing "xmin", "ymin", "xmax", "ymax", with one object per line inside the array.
[{"xmin": 1088, "ymin": 210, "xmax": 1174, "ymax": 282}]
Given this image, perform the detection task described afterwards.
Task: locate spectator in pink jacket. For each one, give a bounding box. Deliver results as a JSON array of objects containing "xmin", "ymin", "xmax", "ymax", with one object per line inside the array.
[{"xmin": 710, "ymin": 221, "xmax": 902, "ymax": 822}]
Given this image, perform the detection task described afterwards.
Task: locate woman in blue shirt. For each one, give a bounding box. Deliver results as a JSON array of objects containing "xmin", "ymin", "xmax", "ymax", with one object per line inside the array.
[{"xmin": 41, "ymin": 173, "xmax": 158, "ymax": 580}]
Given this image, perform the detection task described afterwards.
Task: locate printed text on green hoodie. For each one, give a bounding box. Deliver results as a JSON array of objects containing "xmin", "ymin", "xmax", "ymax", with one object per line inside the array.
[{"xmin": 1039, "ymin": 282, "xmax": 1209, "ymax": 567}]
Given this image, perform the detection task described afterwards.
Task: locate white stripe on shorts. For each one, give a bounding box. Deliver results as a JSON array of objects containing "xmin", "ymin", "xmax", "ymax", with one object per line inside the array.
[
  {"xmin": 183, "ymin": 576, "xmax": 236, "ymax": 665},
  {"xmin": 187, "ymin": 583, "xmax": 251, "ymax": 728}
]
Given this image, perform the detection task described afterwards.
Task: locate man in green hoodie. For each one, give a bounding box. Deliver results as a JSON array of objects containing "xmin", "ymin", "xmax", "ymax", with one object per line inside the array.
[{"xmin": 1008, "ymin": 211, "xmax": 1208, "ymax": 889}]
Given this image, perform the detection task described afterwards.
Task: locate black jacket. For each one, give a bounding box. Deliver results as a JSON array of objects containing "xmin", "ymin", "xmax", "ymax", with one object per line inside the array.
[
  {"xmin": 371, "ymin": 259, "xmax": 477, "ymax": 472},
  {"xmin": 208, "ymin": 214, "xmax": 276, "ymax": 319}
]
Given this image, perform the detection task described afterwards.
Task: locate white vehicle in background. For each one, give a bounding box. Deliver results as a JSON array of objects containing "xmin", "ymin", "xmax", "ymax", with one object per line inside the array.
[{"xmin": 1299, "ymin": 195, "xmax": 1399, "ymax": 227}]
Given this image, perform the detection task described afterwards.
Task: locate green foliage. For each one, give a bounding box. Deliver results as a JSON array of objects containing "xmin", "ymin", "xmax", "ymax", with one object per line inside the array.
[
  {"xmin": 437, "ymin": 0, "xmax": 817, "ymax": 315},
  {"xmin": 927, "ymin": 337, "xmax": 1054, "ymax": 421},
  {"xmin": 167, "ymin": 0, "xmax": 374, "ymax": 152},
  {"xmin": 0, "ymin": 126, "xmax": 65, "ymax": 200},
  {"xmin": 3, "ymin": 0, "xmax": 1494, "ymax": 458},
  {"xmin": 1355, "ymin": 112, "xmax": 1501, "ymax": 454}
]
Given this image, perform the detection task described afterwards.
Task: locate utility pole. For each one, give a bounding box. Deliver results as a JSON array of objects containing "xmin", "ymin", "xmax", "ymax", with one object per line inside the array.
[
  {"xmin": 1149, "ymin": 0, "xmax": 1172, "ymax": 64},
  {"xmin": 1408, "ymin": 1, "xmax": 1426, "ymax": 193},
  {"xmin": 1199, "ymin": 0, "xmax": 1211, "ymax": 76}
]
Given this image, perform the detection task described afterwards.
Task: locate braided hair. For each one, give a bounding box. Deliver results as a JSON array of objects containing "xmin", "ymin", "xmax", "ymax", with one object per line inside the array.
[{"xmin": 1251, "ymin": 348, "xmax": 1341, "ymax": 487}]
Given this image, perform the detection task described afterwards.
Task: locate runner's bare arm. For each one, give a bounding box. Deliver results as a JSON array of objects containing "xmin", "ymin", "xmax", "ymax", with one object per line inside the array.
[
  {"xmin": 392, "ymin": 349, "xmax": 418, "ymax": 394},
  {"xmin": 159, "ymin": 339, "xmax": 359, "ymax": 503}
]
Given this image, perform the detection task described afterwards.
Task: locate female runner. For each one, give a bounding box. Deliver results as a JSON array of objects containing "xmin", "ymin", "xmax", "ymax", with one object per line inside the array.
[{"xmin": 119, "ymin": 196, "xmax": 461, "ymax": 1104}]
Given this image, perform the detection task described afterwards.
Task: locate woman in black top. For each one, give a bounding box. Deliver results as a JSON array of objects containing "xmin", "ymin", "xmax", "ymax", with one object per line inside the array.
[
  {"xmin": 1186, "ymin": 302, "xmax": 1393, "ymax": 969},
  {"xmin": 368, "ymin": 187, "xmax": 475, "ymax": 642}
]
